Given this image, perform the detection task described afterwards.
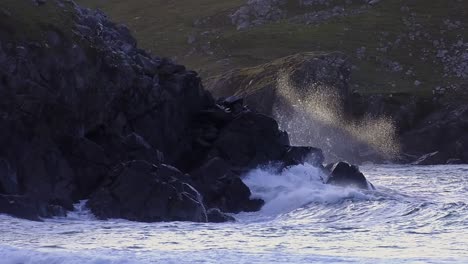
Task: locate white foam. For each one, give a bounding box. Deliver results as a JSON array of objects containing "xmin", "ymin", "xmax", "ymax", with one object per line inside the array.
[
  {"xmin": 61, "ymin": 200, "xmax": 96, "ymax": 221},
  {"xmin": 0, "ymin": 246, "xmax": 138, "ymax": 264},
  {"xmin": 243, "ymin": 163, "xmax": 373, "ymax": 215}
]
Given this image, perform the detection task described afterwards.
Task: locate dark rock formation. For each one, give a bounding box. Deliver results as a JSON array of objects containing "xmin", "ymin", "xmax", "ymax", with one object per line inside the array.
[
  {"xmin": 412, "ymin": 151, "xmax": 447, "ymax": 165},
  {"xmin": 88, "ymin": 161, "xmax": 207, "ymax": 222},
  {"xmin": 205, "ymin": 112, "xmax": 289, "ymax": 170},
  {"xmin": 400, "ymin": 105, "xmax": 468, "ymax": 165},
  {"xmin": 190, "ymin": 157, "xmax": 264, "ymax": 214},
  {"xmin": 206, "ymin": 208, "xmax": 235, "ymax": 223},
  {"xmin": 325, "ymin": 162, "xmax": 372, "ymax": 190},
  {"xmin": 0, "ymin": 1, "xmax": 207, "ymax": 221},
  {"xmin": 1, "ymin": 0, "xmax": 352, "ymax": 222}
]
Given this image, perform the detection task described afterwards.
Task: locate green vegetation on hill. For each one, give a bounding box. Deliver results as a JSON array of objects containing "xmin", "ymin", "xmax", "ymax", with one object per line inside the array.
[
  {"xmin": 74, "ymin": 0, "xmax": 466, "ymax": 98},
  {"xmin": 0, "ymin": 0, "xmax": 78, "ymax": 41}
]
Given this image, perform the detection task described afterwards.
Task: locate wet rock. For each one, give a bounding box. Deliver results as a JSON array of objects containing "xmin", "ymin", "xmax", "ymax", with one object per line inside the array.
[
  {"xmin": 0, "ymin": 195, "xmax": 42, "ymax": 221},
  {"xmin": 412, "ymin": 151, "xmax": 448, "ymax": 165},
  {"xmin": 207, "ymin": 208, "xmax": 235, "ymax": 223},
  {"xmin": 88, "ymin": 161, "xmax": 207, "ymax": 222},
  {"xmin": 446, "ymin": 158, "xmax": 464, "ymax": 165},
  {"xmin": 191, "ymin": 157, "xmax": 264, "ymax": 213},
  {"xmin": 325, "ymin": 162, "xmax": 371, "ymax": 189}
]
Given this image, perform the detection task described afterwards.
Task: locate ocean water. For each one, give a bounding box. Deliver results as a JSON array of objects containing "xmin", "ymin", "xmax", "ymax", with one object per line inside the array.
[{"xmin": 0, "ymin": 164, "xmax": 467, "ymax": 264}]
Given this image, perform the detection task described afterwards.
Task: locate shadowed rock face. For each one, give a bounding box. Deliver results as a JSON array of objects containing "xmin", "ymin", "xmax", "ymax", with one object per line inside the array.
[
  {"xmin": 0, "ymin": 0, "xmax": 212, "ymax": 221},
  {"xmin": 88, "ymin": 161, "xmax": 208, "ymax": 222},
  {"xmin": 0, "ymin": 0, "xmax": 345, "ymax": 222}
]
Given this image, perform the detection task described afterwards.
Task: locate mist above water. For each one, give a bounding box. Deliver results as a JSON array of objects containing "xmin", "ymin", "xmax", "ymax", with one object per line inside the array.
[{"xmin": 273, "ymin": 72, "xmax": 400, "ymax": 163}]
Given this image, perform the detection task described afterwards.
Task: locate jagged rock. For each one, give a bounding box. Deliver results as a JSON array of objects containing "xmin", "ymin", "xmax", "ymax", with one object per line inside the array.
[
  {"xmin": 325, "ymin": 162, "xmax": 371, "ymax": 189},
  {"xmin": 0, "ymin": 0, "xmax": 211, "ymax": 220},
  {"xmin": 88, "ymin": 161, "xmax": 207, "ymax": 222},
  {"xmin": 206, "ymin": 208, "xmax": 235, "ymax": 223},
  {"xmin": 206, "ymin": 112, "xmax": 289, "ymax": 170}
]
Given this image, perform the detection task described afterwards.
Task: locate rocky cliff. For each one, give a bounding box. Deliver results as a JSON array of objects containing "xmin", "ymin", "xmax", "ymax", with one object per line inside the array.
[{"xmin": 0, "ymin": 0, "xmax": 371, "ymax": 222}]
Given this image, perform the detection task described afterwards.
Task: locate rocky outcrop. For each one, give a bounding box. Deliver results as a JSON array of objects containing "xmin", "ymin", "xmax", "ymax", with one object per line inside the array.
[{"xmin": 1, "ymin": 0, "xmax": 353, "ymax": 222}]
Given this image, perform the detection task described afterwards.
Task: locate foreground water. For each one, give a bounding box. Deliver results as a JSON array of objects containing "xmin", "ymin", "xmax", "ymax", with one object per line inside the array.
[{"xmin": 0, "ymin": 164, "xmax": 467, "ymax": 264}]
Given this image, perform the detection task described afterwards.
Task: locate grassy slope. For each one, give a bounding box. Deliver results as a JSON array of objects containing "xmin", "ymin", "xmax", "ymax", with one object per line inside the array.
[
  {"xmin": 73, "ymin": 0, "xmax": 467, "ymax": 98},
  {"xmin": 0, "ymin": 0, "xmax": 77, "ymax": 41}
]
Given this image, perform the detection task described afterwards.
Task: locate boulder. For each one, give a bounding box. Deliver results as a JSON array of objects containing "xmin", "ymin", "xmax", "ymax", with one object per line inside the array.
[
  {"xmin": 88, "ymin": 161, "xmax": 207, "ymax": 222},
  {"xmin": 325, "ymin": 162, "xmax": 371, "ymax": 189}
]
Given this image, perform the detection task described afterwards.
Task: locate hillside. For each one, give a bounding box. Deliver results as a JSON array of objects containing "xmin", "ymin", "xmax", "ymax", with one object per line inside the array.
[{"xmin": 77, "ymin": 0, "xmax": 468, "ymax": 98}]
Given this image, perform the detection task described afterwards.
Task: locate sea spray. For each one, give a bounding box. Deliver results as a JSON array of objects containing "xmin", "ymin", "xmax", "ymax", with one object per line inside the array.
[
  {"xmin": 242, "ymin": 163, "xmax": 373, "ymax": 215},
  {"xmin": 273, "ymin": 72, "xmax": 400, "ymax": 162}
]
